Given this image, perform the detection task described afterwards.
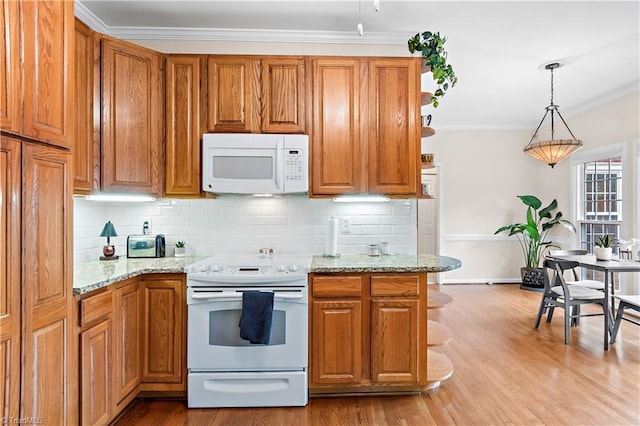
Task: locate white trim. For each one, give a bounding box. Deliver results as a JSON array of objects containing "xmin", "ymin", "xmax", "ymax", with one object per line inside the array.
[
  {"xmin": 436, "ymin": 123, "xmax": 533, "ymax": 131},
  {"xmin": 570, "ymin": 142, "xmax": 625, "ymax": 165},
  {"xmin": 635, "ymin": 139, "xmax": 640, "ymax": 241},
  {"xmin": 441, "ymin": 278, "xmax": 521, "ymax": 285},
  {"xmin": 443, "ymin": 234, "xmax": 513, "ymax": 242},
  {"xmin": 71, "ymin": 6, "xmax": 414, "ymax": 46},
  {"xmin": 108, "ymin": 27, "xmax": 413, "ymax": 45},
  {"xmin": 562, "ymin": 82, "xmax": 640, "ymax": 119},
  {"xmin": 74, "ymin": 2, "xmax": 109, "ymax": 34}
]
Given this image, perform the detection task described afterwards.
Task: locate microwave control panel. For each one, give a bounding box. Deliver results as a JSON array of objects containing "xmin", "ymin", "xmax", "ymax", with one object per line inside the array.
[
  {"xmin": 285, "ymin": 150, "xmax": 304, "ymax": 181},
  {"xmin": 283, "ymin": 135, "xmax": 309, "ymax": 193}
]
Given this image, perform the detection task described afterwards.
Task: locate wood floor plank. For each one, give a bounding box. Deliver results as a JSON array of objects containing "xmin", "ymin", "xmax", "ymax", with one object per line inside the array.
[{"xmin": 113, "ymin": 284, "xmax": 640, "ymax": 426}]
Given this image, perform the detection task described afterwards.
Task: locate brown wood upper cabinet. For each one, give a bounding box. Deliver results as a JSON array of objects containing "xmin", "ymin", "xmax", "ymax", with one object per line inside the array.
[
  {"xmin": 74, "ymin": 18, "xmax": 100, "ymax": 194},
  {"xmin": 310, "ymin": 57, "xmax": 420, "ymax": 196},
  {"xmin": 1, "ymin": 0, "xmax": 74, "ymax": 148},
  {"xmin": 101, "ymin": 37, "xmax": 164, "ymax": 196},
  {"xmin": 207, "ymin": 55, "xmax": 305, "ymax": 134},
  {"xmin": 165, "ymin": 55, "xmax": 205, "ymax": 196}
]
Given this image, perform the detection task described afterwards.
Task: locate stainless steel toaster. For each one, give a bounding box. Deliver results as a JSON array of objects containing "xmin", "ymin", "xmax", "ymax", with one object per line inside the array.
[{"xmin": 127, "ymin": 234, "xmax": 166, "ymax": 258}]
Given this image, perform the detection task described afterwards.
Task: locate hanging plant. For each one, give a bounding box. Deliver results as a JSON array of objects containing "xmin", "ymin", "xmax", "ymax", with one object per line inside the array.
[{"xmin": 408, "ymin": 31, "xmax": 458, "ymax": 108}]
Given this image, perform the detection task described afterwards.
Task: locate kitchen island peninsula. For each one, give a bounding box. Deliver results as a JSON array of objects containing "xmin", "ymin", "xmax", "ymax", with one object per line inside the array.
[{"xmin": 308, "ymin": 253, "xmax": 461, "ymax": 394}]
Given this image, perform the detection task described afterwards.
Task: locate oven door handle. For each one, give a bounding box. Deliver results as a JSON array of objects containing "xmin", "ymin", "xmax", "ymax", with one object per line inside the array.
[{"xmin": 190, "ymin": 291, "xmax": 304, "ymax": 301}]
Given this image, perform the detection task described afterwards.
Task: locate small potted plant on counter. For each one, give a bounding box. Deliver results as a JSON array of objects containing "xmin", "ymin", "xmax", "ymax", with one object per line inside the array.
[
  {"xmin": 594, "ymin": 235, "xmax": 613, "ymax": 261},
  {"xmin": 495, "ymin": 195, "xmax": 576, "ymax": 291},
  {"xmin": 175, "ymin": 241, "xmax": 186, "ymax": 257}
]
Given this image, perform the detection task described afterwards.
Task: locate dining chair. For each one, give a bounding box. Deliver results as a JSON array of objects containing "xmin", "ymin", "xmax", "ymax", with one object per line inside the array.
[
  {"xmin": 547, "ymin": 250, "xmax": 606, "ymax": 290},
  {"xmin": 610, "ymin": 295, "xmax": 640, "ymax": 343},
  {"xmin": 548, "ymin": 249, "xmax": 615, "ymax": 318},
  {"xmin": 534, "ymin": 259, "xmax": 607, "ymax": 344}
]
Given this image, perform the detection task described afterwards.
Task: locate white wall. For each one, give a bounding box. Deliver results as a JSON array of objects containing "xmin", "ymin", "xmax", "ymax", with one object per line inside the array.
[
  {"xmin": 428, "ymin": 92, "xmax": 639, "ymax": 283},
  {"xmin": 74, "ymin": 197, "xmax": 417, "ymax": 262}
]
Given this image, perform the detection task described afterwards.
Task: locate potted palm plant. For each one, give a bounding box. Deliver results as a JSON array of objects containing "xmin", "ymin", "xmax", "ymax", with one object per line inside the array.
[{"xmin": 495, "ymin": 195, "xmax": 576, "ymax": 290}]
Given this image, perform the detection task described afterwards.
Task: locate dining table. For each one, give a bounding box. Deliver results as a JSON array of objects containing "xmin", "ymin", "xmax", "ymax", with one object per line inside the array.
[{"xmin": 549, "ymin": 253, "xmax": 640, "ymax": 350}]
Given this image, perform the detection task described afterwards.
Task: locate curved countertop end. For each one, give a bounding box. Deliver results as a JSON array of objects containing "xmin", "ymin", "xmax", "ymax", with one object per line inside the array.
[
  {"xmin": 310, "ymin": 254, "xmax": 462, "ymax": 274},
  {"xmin": 73, "ymin": 255, "xmax": 208, "ymax": 296}
]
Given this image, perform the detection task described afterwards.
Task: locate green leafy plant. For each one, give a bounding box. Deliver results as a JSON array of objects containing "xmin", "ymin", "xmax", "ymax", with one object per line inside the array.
[
  {"xmin": 595, "ymin": 235, "xmax": 613, "ymax": 248},
  {"xmin": 495, "ymin": 195, "xmax": 576, "ymax": 268},
  {"xmin": 175, "ymin": 241, "xmax": 186, "ymax": 248},
  {"xmin": 407, "ymin": 31, "xmax": 458, "ymax": 108}
]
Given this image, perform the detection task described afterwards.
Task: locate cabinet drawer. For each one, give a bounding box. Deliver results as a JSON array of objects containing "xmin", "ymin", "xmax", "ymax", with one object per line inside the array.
[
  {"xmin": 312, "ymin": 275, "xmax": 363, "ymax": 298},
  {"xmin": 371, "ymin": 275, "xmax": 420, "ymax": 297},
  {"xmin": 79, "ymin": 289, "xmax": 112, "ymax": 327}
]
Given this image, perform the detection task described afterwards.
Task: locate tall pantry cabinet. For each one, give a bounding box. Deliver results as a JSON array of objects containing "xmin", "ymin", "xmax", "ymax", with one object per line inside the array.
[{"xmin": 0, "ymin": 0, "xmax": 77, "ymax": 424}]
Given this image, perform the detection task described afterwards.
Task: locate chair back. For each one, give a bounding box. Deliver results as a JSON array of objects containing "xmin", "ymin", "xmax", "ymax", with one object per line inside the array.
[
  {"xmin": 548, "ymin": 249, "xmax": 587, "ymax": 256},
  {"xmin": 542, "ymin": 259, "xmax": 579, "ymax": 294},
  {"xmin": 546, "ymin": 251, "xmax": 586, "ymax": 280}
]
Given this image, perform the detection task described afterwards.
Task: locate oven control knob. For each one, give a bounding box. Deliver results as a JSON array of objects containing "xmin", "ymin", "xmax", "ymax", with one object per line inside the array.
[
  {"xmin": 288, "ymin": 264, "xmax": 299, "ymax": 272},
  {"xmin": 198, "ymin": 265, "xmax": 209, "ymax": 272},
  {"xmin": 212, "ymin": 265, "xmax": 221, "ymax": 272},
  {"xmin": 277, "ymin": 264, "xmax": 287, "ymax": 272}
]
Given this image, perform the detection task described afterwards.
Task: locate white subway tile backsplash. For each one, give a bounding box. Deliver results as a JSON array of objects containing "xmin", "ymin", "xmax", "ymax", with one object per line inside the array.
[{"xmin": 73, "ymin": 197, "xmax": 417, "ymax": 262}]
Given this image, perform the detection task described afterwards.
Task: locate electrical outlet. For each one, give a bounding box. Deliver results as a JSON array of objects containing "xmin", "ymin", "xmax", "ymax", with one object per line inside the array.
[
  {"xmin": 341, "ymin": 218, "xmax": 351, "ymax": 234},
  {"xmin": 142, "ymin": 219, "xmax": 152, "ymax": 234}
]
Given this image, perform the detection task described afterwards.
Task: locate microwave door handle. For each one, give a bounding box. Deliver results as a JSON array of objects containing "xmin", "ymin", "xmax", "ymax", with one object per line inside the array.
[{"xmin": 275, "ymin": 139, "xmax": 283, "ymax": 192}]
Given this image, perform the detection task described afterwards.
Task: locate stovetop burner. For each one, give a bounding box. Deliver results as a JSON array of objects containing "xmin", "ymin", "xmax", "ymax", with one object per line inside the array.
[{"xmin": 185, "ymin": 253, "xmax": 313, "ymax": 286}]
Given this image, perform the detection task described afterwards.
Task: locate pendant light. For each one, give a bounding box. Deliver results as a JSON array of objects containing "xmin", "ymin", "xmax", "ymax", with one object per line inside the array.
[{"xmin": 523, "ymin": 62, "xmax": 583, "ymax": 168}]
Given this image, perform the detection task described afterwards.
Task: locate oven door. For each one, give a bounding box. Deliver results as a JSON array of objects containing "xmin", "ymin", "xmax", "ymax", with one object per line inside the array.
[{"xmin": 187, "ymin": 287, "xmax": 308, "ymax": 370}]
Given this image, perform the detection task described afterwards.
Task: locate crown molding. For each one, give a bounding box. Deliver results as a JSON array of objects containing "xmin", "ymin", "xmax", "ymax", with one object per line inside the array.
[
  {"xmin": 74, "ymin": 1, "xmax": 109, "ymax": 34},
  {"xmin": 108, "ymin": 26, "xmax": 410, "ymax": 45},
  {"xmin": 74, "ymin": 1, "xmax": 410, "ymax": 46}
]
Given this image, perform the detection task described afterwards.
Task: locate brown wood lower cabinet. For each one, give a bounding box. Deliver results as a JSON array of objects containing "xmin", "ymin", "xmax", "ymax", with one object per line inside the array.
[
  {"xmin": 114, "ymin": 279, "xmax": 144, "ymax": 409},
  {"xmin": 141, "ymin": 276, "xmax": 185, "ymax": 390},
  {"xmin": 309, "ymin": 273, "xmax": 427, "ymax": 394},
  {"xmin": 77, "ymin": 274, "xmax": 186, "ymax": 425}
]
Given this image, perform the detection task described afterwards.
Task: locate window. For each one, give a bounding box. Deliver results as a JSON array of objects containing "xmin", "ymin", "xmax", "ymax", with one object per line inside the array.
[{"xmin": 579, "ymin": 157, "xmax": 622, "ymax": 252}]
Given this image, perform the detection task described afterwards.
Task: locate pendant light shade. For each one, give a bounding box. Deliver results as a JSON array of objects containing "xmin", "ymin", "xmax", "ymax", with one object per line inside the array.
[{"xmin": 524, "ymin": 63, "xmax": 582, "ymax": 168}]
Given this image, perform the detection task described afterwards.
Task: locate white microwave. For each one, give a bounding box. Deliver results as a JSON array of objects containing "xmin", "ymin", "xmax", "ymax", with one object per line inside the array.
[{"xmin": 202, "ymin": 133, "xmax": 308, "ymax": 194}]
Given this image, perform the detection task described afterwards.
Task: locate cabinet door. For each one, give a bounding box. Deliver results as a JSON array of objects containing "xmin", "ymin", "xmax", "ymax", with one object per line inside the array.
[
  {"xmin": 207, "ymin": 56, "xmax": 258, "ymax": 133},
  {"xmin": 370, "ymin": 298, "xmax": 419, "ymax": 384},
  {"xmin": 114, "ymin": 280, "xmax": 143, "ymax": 404},
  {"xmin": 367, "ymin": 59, "xmax": 420, "ymax": 195},
  {"xmin": 81, "ymin": 319, "xmax": 112, "ymax": 426},
  {"xmin": 142, "ymin": 277, "xmax": 184, "ymax": 385},
  {"xmin": 101, "ymin": 38, "xmax": 163, "ymax": 196},
  {"xmin": 0, "ymin": 136, "xmax": 20, "ymax": 422},
  {"xmin": 74, "ymin": 18, "xmax": 99, "ymax": 194},
  {"xmin": 261, "ymin": 57, "xmax": 305, "ymax": 133},
  {"xmin": 165, "ymin": 56, "xmax": 202, "ymax": 196},
  {"xmin": 20, "ymin": 0, "xmax": 74, "ymax": 148},
  {"xmin": 311, "ymin": 58, "xmax": 366, "ymax": 195},
  {"xmin": 311, "ymin": 300, "xmax": 362, "ymax": 385},
  {"xmin": 0, "ymin": 0, "xmax": 19, "ymax": 133},
  {"xmin": 21, "ymin": 142, "xmax": 76, "ymax": 425}
]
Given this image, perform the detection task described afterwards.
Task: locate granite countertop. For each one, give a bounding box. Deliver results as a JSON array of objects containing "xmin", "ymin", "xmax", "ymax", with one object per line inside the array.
[
  {"xmin": 73, "ymin": 255, "xmax": 208, "ymax": 296},
  {"xmin": 74, "ymin": 253, "xmax": 462, "ymax": 296},
  {"xmin": 310, "ymin": 254, "xmax": 462, "ymax": 274}
]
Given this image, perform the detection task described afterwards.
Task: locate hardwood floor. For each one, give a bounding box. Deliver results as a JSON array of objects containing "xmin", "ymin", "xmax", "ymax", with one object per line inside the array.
[{"xmin": 114, "ymin": 284, "xmax": 640, "ymax": 425}]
